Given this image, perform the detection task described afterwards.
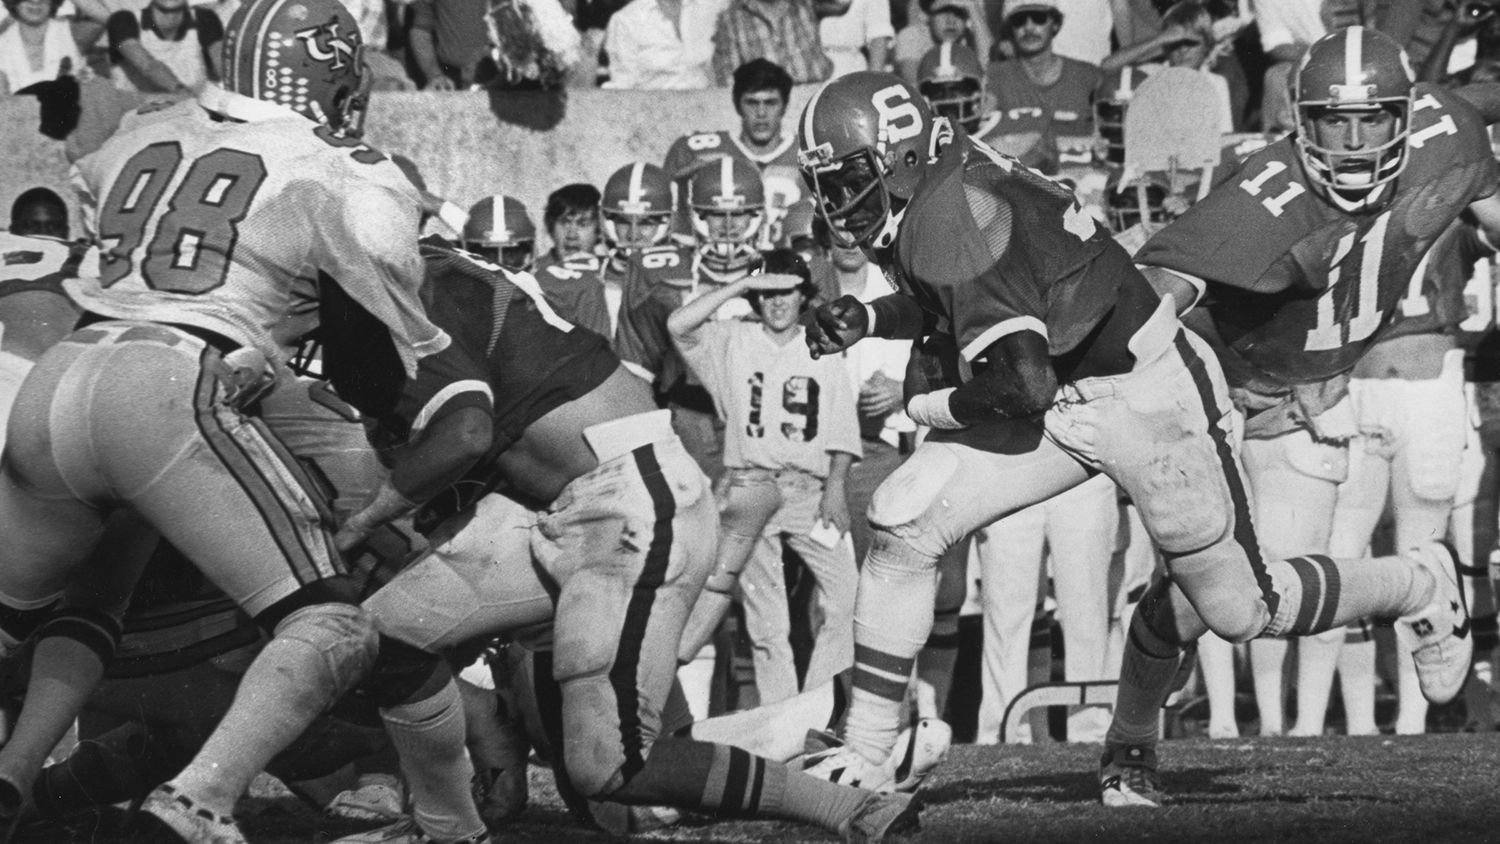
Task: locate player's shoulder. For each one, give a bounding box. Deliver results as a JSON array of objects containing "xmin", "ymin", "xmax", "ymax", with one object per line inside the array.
[
  {"xmin": 1406, "ymin": 82, "xmax": 1492, "ymax": 165},
  {"xmin": 666, "ymin": 130, "xmax": 734, "ymax": 169},
  {"xmin": 635, "ymin": 244, "xmax": 697, "ymax": 284}
]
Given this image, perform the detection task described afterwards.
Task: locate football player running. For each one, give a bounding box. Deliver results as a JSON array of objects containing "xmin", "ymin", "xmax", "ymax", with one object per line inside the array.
[
  {"xmin": 1103, "ymin": 26, "xmax": 1495, "ymax": 794},
  {"xmin": 334, "ymin": 239, "xmax": 921, "ymax": 844},
  {"xmin": 0, "ymin": 2, "xmax": 497, "ymax": 843},
  {"xmin": 794, "ymin": 66, "xmax": 1470, "ymax": 802}
]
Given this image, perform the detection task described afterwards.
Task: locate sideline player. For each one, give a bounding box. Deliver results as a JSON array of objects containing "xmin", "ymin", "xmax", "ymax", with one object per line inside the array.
[
  {"xmin": 1112, "ymin": 25, "xmax": 1495, "ymax": 800},
  {"xmin": 792, "ymin": 68, "xmax": 1468, "ymax": 798},
  {"xmin": 333, "ymin": 239, "xmax": 921, "ymax": 843},
  {"xmin": 0, "ymin": 3, "xmax": 494, "ymax": 843},
  {"xmin": 668, "ymin": 250, "xmax": 861, "ymax": 705}
]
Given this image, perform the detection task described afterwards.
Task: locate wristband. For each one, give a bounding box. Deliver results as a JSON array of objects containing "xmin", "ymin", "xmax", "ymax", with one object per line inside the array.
[
  {"xmin": 865, "ymin": 302, "xmax": 879, "ymax": 336},
  {"xmin": 906, "ymin": 388, "xmax": 964, "ymax": 430}
]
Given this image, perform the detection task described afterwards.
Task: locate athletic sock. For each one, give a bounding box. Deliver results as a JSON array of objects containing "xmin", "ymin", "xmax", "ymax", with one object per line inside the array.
[
  {"xmin": 1265, "ymin": 554, "xmax": 1430, "ymax": 636},
  {"xmin": 914, "ymin": 605, "xmax": 960, "ymax": 720},
  {"xmin": 382, "ymin": 679, "xmax": 487, "ymax": 842},
  {"xmin": 842, "ymin": 544, "xmax": 934, "ymax": 762},
  {"xmin": 1106, "ymin": 594, "xmax": 1183, "ymax": 748}
]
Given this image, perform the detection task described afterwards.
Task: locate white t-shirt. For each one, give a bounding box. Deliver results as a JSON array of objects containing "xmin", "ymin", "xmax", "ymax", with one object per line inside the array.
[
  {"xmin": 819, "ymin": 0, "xmax": 895, "ymax": 77},
  {"xmin": 0, "ymin": 19, "xmax": 85, "ymax": 93}
]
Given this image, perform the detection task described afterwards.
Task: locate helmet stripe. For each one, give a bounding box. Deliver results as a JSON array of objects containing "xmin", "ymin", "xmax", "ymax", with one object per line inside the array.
[
  {"xmin": 802, "ymin": 82, "xmax": 827, "ymax": 149},
  {"xmin": 1345, "ymin": 25, "xmax": 1363, "ymax": 86},
  {"xmin": 249, "ymin": 0, "xmax": 292, "ymax": 102},
  {"xmin": 628, "ymin": 163, "xmax": 645, "ymax": 205},
  {"xmin": 492, "ymin": 194, "xmax": 506, "ymax": 239},
  {"xmin": 719, "ymin": 157, "xmax": 733, "ymax": 201},
  {"xmin": 938, "ymin": 42, "xmax": 954, "ymax": 77}
]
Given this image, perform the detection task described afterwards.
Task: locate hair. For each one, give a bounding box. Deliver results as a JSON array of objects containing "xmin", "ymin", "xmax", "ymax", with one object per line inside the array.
[
  {"xmin": 10, "ymin": 187, "xmax": 67, "ymax": 230},
  {"xmin": 2, "ymin": 0, "xmax": 65, "ymax": 16},
  {"xmin": 732, "ymin": 59, "xmax": 794, "ymax": 107},
  {"xmin": 544, "ymin": 183, "xmax": 602, "ymax": 230},
  {"xmin": 747, "ymin": 248, "xmax": 818, "ymax": 314}
]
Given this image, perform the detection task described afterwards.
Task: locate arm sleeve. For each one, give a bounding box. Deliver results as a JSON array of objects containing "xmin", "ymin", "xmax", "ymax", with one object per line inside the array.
[
  {"xmin": 410, "ymin": 0, "xmax": 436, "ymax": 30},
  {"xmin": 195, "ymin": 8, "xmax": 223, "ymax": 49},
  {"xmin": 674, "ymin": 319, "xmax": 733, "ymax": 399},
  {"xmin": 106, "ymin": 10, "xmax": 140, "ymax": 50}
]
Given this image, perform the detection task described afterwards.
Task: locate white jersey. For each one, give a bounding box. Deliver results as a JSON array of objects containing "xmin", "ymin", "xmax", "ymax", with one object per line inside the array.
[
  {"xmin": 677, "ymin": 319, "xmax": 861, "ymax": 476},
  {"xmin": 68, "ymin": 88, "xmax": 447, "ymax": 374}
]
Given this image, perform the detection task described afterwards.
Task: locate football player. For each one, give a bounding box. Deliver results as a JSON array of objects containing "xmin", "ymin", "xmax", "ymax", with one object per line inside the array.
[
  {"xmin": 614, "ymin": 155, "xmax": 766, "ymax": 481},
  {"xmin": 668, "ymin": 250, "xmax": 861, "ymax": 705},
  {"xmin": 662, "ymin": 58, "xmax": 810, "ymax": 249},
  {"xmin": 793, "ymin": 68, "xmax": 1467, "ymax": 802},
  {"xmin": 0, "ymin": 3, "xmax": 494, "ymax": 843},
  {"xmin": 334, "ymin": 239, "xmax": 921, "ymax": 843},
  {"xmin": 532, "ymin": 183, "xmax": 613, "ymax": 340},
  {"xmin": 461, "ymin": 194, "xmax": 536, "ymax": 273},
  {"xmin": 917, "ymin": 42, "xmax": 1060, "ymax": 175},
  {"xmin": 1109, "ymin": 25, "xmax": 1495, "ymax": 800}
]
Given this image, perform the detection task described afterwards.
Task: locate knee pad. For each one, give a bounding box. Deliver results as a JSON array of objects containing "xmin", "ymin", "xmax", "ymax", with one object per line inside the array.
[
  {"xmin": 361, "ymin": 634, "xmax": 449, "ymax": 707},
  {"xmin": 273, "ymin": 602, "xmax": 379, "ymax": 697},
  {"xmin": 867, "ymin": 445, "xmax": 959, "ymax": 535},
  {"xmin": 1405, "ymin": 435, "xmax": 1465, "ymax": 503}
]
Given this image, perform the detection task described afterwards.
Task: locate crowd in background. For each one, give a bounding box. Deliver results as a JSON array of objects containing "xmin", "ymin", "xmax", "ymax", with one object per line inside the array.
[{"xmin": 6, "ymin": 0, "xmax": 1500, "ymax": 790}]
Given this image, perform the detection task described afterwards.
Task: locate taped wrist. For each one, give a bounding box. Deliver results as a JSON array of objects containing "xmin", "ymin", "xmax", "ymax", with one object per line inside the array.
[
  {"xmin": 905, "ymin": 388, "xmax": 963, "ymax": 429},
  {"xmin": 36, "ymin": 607, "xmax": 123, "ymax": 665}
]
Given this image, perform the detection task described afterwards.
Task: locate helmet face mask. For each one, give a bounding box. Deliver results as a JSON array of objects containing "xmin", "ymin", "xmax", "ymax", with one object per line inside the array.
[
  {"xmin": 601, "ymin": 163, "xmax": 675, "ymax": 257},
  {"xmin": 803, "ymin": 150, "xmax": 891, "ymax": 249},
  {"xmin": 464, "ymin": 195, "xmax": 536, "ymax": 272},
  {"xmin": 919, "ymin": 79, "xmax": 982, "ymax": 131},
  {"xmin": 916, "ymin": 43, "xmax": 984, "ymax": 133},
  {"xmin": 1292, "ymin": 26, "xmax": 1415, "ymax": 194},
  {"xmin": 689, "ymin": 157, "xmax": 766, "ymax": 275}
]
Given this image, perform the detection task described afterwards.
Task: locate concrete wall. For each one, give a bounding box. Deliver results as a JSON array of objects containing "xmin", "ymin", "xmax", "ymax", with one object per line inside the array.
[{"xmin": 0, "ymin": 84, "xmax": 819, "ymax": 236}]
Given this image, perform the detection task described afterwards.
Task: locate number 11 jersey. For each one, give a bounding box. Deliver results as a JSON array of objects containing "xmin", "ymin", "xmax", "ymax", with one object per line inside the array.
[
  {"xmin": 1138, "ymin": 83, "xmax": 1498, "ymax": 387},
  {"xmin": 68, "ymin": 93, "xmax": 445, "ymax": 374}
]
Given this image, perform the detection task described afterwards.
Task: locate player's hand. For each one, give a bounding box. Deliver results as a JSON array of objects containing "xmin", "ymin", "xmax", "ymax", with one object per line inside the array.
[
  {"xmin": 806, "ymin": 295, "xmax": 869, "ymax": 359},
  {"xmin": 818, "ymin": 489, "xmax": 851, "ymax": 534},
  {"xmin": 859, "ymin": 371, "xmax": 903, "ymax": 418}
]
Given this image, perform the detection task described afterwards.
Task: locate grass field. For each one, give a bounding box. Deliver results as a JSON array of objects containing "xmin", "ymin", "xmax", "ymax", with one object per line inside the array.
[{"xmin": 27, "ymin": 731, "xmax": 1500, "ymax": 844}]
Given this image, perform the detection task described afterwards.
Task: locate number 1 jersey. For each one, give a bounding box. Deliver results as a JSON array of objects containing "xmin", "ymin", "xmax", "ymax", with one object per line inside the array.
[
  {"xmin": 1138, "ymin": 83, "xmax": 1498, "ymax": 387},
  {"xmin": 68, "ymin": 94, "xmax": 446, "ymax": 374}
]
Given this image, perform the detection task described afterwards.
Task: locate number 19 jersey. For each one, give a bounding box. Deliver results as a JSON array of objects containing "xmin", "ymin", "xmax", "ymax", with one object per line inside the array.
[
  {"xmin": 68, "ymin": 94, "xmax": 446, "ymax": 374},
  {"xmin": 1138, "ymin": 83, "xmax": 1498, "ymax": 386}
]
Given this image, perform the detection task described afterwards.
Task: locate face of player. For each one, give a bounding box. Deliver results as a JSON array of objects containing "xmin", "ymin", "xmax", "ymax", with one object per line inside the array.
[
  {"xmin": 757, "ymin": 288, "xmax": 806, "ymax": 333},
  {"xmin": 550, "ymin": 209, "xmax": 599, "ymax": 259},
  {"xmin": 929, "ymin": 10, "xmax": 969, "ymax": 44},
  {"xmin": 608, "ymin": 213, "xmax": 670, "ymax": 251},
  {"xmin": 814, "ymin": 153, "xmax": 886, "ymax": 243},
  {"xmin": 11, "ymin": 0, "xmax": 55, "ymax": 26},
  {"xmin": 10, "ymin": 202, "xmax": 68, "ymax": 239},
  {"xmin": 1008, "ymin": 10, "xmax": 1059, "ymax": 57},
  {"xmin": 1309, "ymin": 106, "xmax": 1399, "ymax": 185},
  {"xmin": 738, "ymin": 90, "xmax": 788, "ymax": 147},
  {"xmin": 701, "ymin": 210, "xmax": 757, "ymax": 244}
]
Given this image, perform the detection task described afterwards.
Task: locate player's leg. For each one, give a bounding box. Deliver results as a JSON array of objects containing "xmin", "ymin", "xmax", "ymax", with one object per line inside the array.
[
  {"xmin": 740, "ymin": 527, "xmax": 801, "ymax": 705},
  {"xmin": 1046, "ymin": 475, "xmax": 1119, "ymax": 741},
  {"xmin": 683, "ymin": 673, "xmax": 849, "ymax": 762},
  {"xmin": 973, "ymin": 514, "xmax": 1046, "ymax": 744},
  {"xmin": 779, "ymin": 476, "xmax": 858, "ymax": 695},
  {"xmin": 542, "ymin": 436, "xmax": 915, "ymax": 835},
  {"xmin": 840, "ymin": 424, "xmax": 1089, "ymax": 765},
  {"xmin": 915, "ymin": 540, "xmax": 968, "ymax": 721},
  {"xmin": 1455, "ymin": 389, "xmax": 1500, "ymax": 731}
]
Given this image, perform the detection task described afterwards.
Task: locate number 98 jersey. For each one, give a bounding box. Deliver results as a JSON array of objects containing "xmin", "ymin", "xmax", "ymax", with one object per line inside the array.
[
  {"xmin": 67, "ymin": 95, "xmax": 445, "ymax": 373},
  {"xmin": 1139, "ymin": 83, "xmax": 1498, "ymax": 386}
]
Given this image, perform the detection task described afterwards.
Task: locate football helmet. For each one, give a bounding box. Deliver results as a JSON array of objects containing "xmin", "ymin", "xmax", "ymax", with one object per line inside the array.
[
  {"xmin": 1092, "ymin": 67, "xmax": 1147, "ymax": 167},
  {"xmin": 222, "ymin": 0, "xmax": 370, "ymax": 135},
  {"xmin": 917, "ymin": 43, "xmax": 984, "ymax": 132},
  {"xmin": 463, "ymin": 195, "xmax": 536, "ymax": 272},
  {"xmin": 798, "ymin": 71, "xmax": 946, "ymax": 248},
  {"xmin": 1293, "ymin": 25, "xmax": 1415, "ymax": 192},
  {"xmin": 601, "ymin": 162, "xmax": 674, "ymax": 256},
  {"xmin": 689, "ymin": 156, "xmax": 766, "ymax": 276},
  {"xmin": 1104, "ymin": 176, "xmax": 1168, "ymax": 232}
]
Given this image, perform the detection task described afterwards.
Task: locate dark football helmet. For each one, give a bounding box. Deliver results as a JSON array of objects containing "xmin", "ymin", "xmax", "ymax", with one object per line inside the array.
[
  {"xmin": 1293, "ymin": 25, "xmax": 1415, "ymax": 192},
  {"xmin": 601, "ymin": 162, "xmax": 675, "ymax": 256},
  {"xmin": 463, "ymin": 195, "xmax": 536, "ymax": 272},
  {"xmin": 222, "ymin": 0, "xmax": 370, "ymax": 135},
  {"xmin": 689, "ymin": 156, "xmax": 766, "ymax": 276},
  {"xmin": 917, "ymin": 43, "xmax": 984, "ymax": 132}
]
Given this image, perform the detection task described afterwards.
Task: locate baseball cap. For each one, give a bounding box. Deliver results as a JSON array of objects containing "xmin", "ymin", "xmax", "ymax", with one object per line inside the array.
[{"xmin": 1006, "ymin": 0, "xmax": 1061, "ymax": 18}]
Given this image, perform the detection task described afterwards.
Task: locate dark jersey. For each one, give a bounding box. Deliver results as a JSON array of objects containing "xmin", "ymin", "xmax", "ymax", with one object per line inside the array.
[
  {"xmin": 532, "ymin": 252, "xmax": 613, "ymax": 341},
  {"xmin": 377, "ymin": 243, "xmax": 619, "ymax": 464},
  {"xmin": 613, "ymin": 243, "xmax": 753, "ymax": 411},
  {"xmin": 1383, "ymin": 218, "xmax": 1484, "ymax": 341},
  {"xmin": 1140, "ymin": 83, "xmax": 1499, "ymax": 386},
  {"xmin": 879, "ymin": 131, "xmax": 1155, "ymax": 379}
]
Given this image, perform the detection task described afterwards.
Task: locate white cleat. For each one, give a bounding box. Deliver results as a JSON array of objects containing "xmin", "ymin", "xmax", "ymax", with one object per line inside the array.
[
  {"xmin": 804, "ymin": 719, "xmax": 952, "ymax": 795},
  {"xmin": 140, "ymin": 784, "xmax": 248, "ymax": 844},
  {"xmin": 1402, "ymin": 541, "xmax": 1473, "ymax": 705},
  {"xmin": 325, "ymin": 774, "xmax": 406, "ymax": 823},
  {"xmin": 330, "ymin": 817, "xmax": 490, "ymax": 844}
]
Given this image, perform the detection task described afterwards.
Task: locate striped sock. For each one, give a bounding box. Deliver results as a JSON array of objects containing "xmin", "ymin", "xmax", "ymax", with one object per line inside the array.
[
  {"xmin": 841, "ymin": 543, "xmax": 934, "ymax": 762},
  {"xmin": 1265, "ymin": 554, "xmax": 1426, "ymax": 636}
]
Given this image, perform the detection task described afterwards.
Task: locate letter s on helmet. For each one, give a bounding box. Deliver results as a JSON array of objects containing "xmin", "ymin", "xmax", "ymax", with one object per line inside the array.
[{"xmin": 798, "ymin": 71, "xmax": 943, "ymax": 248}]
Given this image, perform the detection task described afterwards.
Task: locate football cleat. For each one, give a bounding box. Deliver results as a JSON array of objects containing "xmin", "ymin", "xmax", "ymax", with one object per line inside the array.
[
  {"xmin": 804, "ymin": 719, "xmax": 951, "ymax": 794},
  {"xmin": 1098, "ymin": 743, "xmax": 1163, "ymax": 808},
  {"xmin": 139, "ymin": 784, "xmax": 248, "ymax": 844},
  {"xmin": 1401, "ymin": 541, "xmax": 1473, "ymax": 705},
  {"xmin": 839, "ymin": 791, "xmax": 922, "ymax": 844},
  {"xmin": 330, "ymin": 817, "xmax": 490, "ymax": 844},
  {"xmin": 325, "ymin": 774, "xmax": 406, "ymax": 824}
]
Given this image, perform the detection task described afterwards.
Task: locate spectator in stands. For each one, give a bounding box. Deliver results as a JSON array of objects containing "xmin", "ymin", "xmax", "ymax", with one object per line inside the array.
[
  {"xmin": 711, "ymin": 0, "xmax": 833, "ymax": 85},
  {"xmin": 540, "ymin": 183, "xmax": 604, "ymax": 266},
  {"xmin": 1100, "ymin": 0, "xmax": 1235, "ymax": 134},
  {"xmin": 1050, "ymin": 0, "xmax": 1111, "ymax": 65},
  {"xmin": 0, "ymin": 0, "xmax": 85, "ymax": 96},
  {"xmin": 409, "ymin": 0, "xmax": 489, "ymax": 89},
  {"xmin": 986, "ymin": 0, "xmax": 1099, "ymax": 136},
  {"xmin": 343, "ymin": 0, "xmax": 413, "ymax": 90},
  {"xmin": 893, "ymin": 0, "xmax": 982, "ymax": 84},
  {"xmin": 818, "ymin": 0, "xmax": 894, "ymax": 77},
  {"xmin": 602, "ymin": 0, "xmax": 724, "ymax": 88},
  {"xmin": 8, "ymin": 187, "xmax": 69, "ymax": 239},
  {"xmin": 1252, "ymin": 0, "xmax": 1322, "ymax": 133},
  {"xmin": 105, "ymin": 0, "xmax": 221, "ymax": 93}
]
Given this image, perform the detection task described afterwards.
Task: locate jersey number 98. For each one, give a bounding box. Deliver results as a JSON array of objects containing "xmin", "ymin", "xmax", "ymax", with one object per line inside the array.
[{"xmin": 97, "ymin": 141, "xmax": 268, "ymax": 295}]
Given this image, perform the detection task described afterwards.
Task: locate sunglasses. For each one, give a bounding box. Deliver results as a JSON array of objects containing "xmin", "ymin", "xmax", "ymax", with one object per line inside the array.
[{"xmin": 1008, "ymin": 10, "xmax": 1056, "ymax": 26}]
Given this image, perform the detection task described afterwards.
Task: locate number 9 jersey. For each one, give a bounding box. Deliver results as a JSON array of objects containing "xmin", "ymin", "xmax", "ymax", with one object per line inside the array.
[
  {"xmin": 67, "ymin": 92, "xmax": 447, "ymax": 374},
  {"xmin": 1137, "ymin": 83, "xmax": 1498, "ymax": 388}
]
